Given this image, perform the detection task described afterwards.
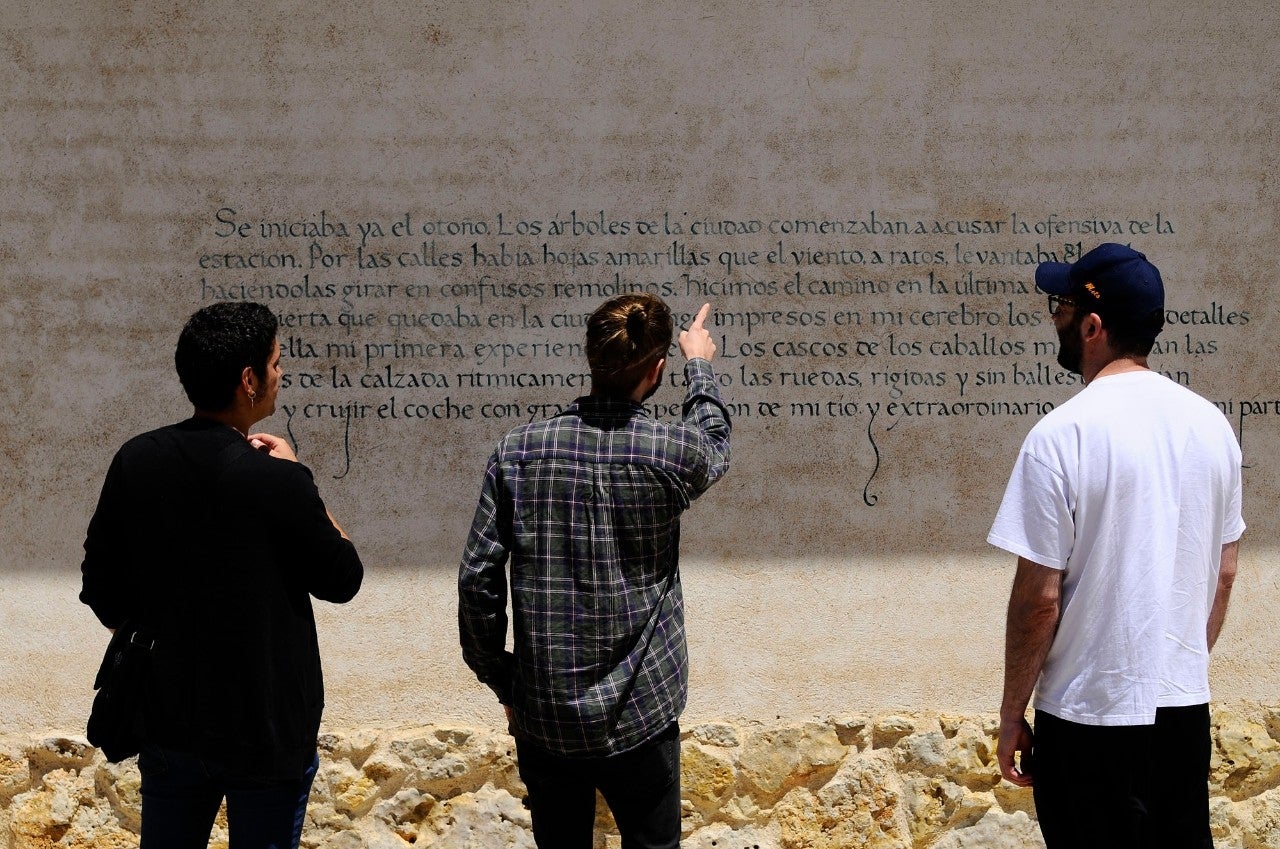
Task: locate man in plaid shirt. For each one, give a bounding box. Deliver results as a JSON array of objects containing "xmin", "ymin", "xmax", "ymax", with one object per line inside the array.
[{"xmin": 459, "ymin": 294, "xmax": 730, "ymax": 848}]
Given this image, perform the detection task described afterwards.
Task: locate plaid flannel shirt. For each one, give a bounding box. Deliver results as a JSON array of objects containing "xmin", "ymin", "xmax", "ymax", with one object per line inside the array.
[{"xmin": 459, "ymin": 358, "xmax": 731, "ymax": 756}]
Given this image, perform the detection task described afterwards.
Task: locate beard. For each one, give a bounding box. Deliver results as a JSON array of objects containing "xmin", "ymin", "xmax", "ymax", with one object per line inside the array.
[{"xmin": 1056, "ymin": 314, "xmax": 1084, "ymax": 374}]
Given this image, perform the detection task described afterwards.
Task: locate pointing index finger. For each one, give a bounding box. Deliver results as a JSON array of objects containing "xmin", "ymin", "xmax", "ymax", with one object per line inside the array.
[{"xmin": 689, "ymin": 302, "xmax": 711, "ymax": 331}]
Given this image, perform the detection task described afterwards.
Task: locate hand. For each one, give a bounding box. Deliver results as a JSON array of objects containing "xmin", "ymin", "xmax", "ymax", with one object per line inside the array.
[
  {"xmin": 997, "ymin": 715, "xmax": 1035, "ymax": 786},
  {"xmin": 679, "ymin": 302, "xmax": 716, "ymax": 362},
  {"xmin": 246, "ymin": 432, "xmax": 298, "ymax": 463},
  {"xmin": 503, "ymin": 704, "xmax": 516, "ymax": 736}
]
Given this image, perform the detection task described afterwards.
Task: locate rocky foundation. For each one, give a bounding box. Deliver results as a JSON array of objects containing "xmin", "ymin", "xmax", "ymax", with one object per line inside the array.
[{"xmin": 5, "ymin": 705, "xmax": 1280, "ymax": 848}]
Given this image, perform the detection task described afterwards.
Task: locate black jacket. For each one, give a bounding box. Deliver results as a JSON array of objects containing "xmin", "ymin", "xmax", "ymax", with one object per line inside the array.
[{"xmin": 80, "ymin": 418, "xmax": 363, "ymax": 777}]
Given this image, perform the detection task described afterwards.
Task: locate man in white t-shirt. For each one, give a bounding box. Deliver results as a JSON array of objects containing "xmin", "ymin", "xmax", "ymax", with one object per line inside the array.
[{"xmin": 989, "ymin": 243, "xmax": 1244, "ymax": 848}]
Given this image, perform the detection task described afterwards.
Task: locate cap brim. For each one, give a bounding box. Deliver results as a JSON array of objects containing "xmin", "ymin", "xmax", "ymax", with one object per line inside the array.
[{"xmin": 1035, "ymin": 261, "xmax": 1073, "ymax": 295}]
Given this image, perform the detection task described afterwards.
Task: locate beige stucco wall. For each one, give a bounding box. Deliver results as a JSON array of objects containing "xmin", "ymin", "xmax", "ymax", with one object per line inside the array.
[
  {"xmin": 9, "ymin": 554, "xmax": 1280, "ymax": 739},
  {"xmin": 3, "ymin": 0, "xmax": 1279, "ymax": 762}
]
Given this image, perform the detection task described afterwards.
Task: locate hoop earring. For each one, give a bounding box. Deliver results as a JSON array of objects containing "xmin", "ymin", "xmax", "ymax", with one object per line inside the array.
[{"xmin": 248, "ymin": 390, "xmax": 257, "ymax": 406}]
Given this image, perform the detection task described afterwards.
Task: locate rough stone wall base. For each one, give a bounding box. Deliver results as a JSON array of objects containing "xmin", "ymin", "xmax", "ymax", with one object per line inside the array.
[{"xmin": 4, "ymin": 706, "xmax": 1280, "ymax": 848}]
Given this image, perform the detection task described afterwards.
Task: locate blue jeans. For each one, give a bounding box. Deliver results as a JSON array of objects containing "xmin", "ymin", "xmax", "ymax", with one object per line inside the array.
[
  {"xmin": 515, "ymin": 721, "xmax": 681, "ymax": 849},
  {"xmin": 138, "ymin": 745, "xmax": 318, "ymax": 849}
]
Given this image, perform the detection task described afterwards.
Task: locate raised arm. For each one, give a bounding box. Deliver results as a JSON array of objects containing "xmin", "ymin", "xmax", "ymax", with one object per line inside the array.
[
  {"xmin": 676, "ymin": 303, "xmax": 730, "ymax": 493},
  {"xmin": 249, "ymin": 431, "xmax": 351, "ymax": 540},
  {"xmin": 678, "ymin": 302, "xmax": 717, "ymax": 362}
]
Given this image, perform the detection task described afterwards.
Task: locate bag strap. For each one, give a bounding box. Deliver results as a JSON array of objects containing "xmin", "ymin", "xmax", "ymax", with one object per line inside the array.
[{"xmin": 93, "ymin": 621, "xmax": 155, "ymax": 690}]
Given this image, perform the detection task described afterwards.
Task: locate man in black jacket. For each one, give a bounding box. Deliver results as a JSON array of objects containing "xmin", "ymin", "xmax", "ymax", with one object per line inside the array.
[{"xmin": 81, "ymin": 302, "xmax": 363, "ymax": 849}]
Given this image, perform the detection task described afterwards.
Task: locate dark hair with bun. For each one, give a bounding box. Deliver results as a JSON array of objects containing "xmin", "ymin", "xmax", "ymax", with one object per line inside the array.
[{"xmin": 586, "ymin": 293, "xmax": 674, "ymax": 396}]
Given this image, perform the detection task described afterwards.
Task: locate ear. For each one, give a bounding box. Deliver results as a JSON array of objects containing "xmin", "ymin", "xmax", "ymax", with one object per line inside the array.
[
  {"xmin": 239, "ymin": 364, "xmax": 259, "ymax": 396},
  {"xmin": 1081, "ymin": 312, "xmax": 1105, "ymax": 343},
  {"xmin": 646, "ymin": 357, "xmax": 667, "ymax": 385}
]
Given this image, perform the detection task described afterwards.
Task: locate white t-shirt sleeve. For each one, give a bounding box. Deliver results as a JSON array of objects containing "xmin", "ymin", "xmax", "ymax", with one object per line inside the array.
[
  {"xmin": 1223, "ymin": 452, "xmax": 1246, "ymax": 545},
  {"xmin": 988, "ymin": 446, "xmax": 1074, "ymax": 570}
]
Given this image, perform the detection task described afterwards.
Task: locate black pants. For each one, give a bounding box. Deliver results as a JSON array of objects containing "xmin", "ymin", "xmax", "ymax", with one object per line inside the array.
[
  {"xmin": 138, "ymin": 745, "xmax": 318, "ymax": 849},
  {"xmin": 515, "ymin": 722, "xmax": 681, "ymax": 849},
  {"xmin": 1032, "ymin": 705, "xmax": 1213, "ymax": 849}
]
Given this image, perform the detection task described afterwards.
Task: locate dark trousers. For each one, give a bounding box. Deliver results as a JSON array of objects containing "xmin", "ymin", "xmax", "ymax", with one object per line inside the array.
[
  {"xmin": 138, "ymin": 745, "xmax": 318, "ymax": 849},
  {"xmin": 1032, "ymin": 705, "xmax": 1213, "ymax": 849},
  {"xmin": 515, "ymin": 722, "xmax": 681, "ymax": 849}
]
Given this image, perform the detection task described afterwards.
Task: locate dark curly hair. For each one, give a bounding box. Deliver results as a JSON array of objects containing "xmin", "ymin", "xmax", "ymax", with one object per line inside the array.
[{"xmin": 175, "ymin": 302, "xmax": 278, "ymax": 411}]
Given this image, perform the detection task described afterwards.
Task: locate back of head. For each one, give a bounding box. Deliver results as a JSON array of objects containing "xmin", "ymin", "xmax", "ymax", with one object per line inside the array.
[
  {"xmin": 586, "ymin": 294, "xmax": 674, "ymax": 396},
  {"xmin": 175, "ymin": 302, "xmax": 278, "ymax": 411}
]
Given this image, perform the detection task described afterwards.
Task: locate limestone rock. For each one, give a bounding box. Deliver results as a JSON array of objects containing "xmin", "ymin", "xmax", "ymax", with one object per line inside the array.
[
  {"xmin": 6, "ymin": 708, "xmax": 1280, "ymax": 849},
  {"xmin": 772, "ymin": 749, "xmax": 912, "ymax": 849},
  {"xmin": 931, "ymin": 716, "xmax": 999, "ymax": 789},
  {"xmin": 991, "ymin": 780, "xmax": 1036, "ymax": 816},
  {"xmin": 0, "ymin": 742, "xmax": 31, "ymax": 806},
  {"xmin": 1262, "ymin": 706, "xmax": 1280, "ymax": 745},
  {"xmin": 326, "ymin": 826, "xmax": 413, "ymax": 849},
  {"xmin": 359, "ymin": 748, "xmax": 411, "ymax": 796},
  {"xmin": 315, "ymin": 760, "xmax": 384, "ymax": 820},
  {"xmin": 688, "ymin": 723, "xmax": 742, "ymax": 748},
  {"xmin": 319, "ymin": 730, "xmax": 381, "ymax": 770},
  {"xmin": 939, "ymin": 714, "xmax": 999, "ymax": 741},
  {"xmin": 307, "ymin": 798, "xmax": 355, "ymax": 836},
  {"xmin": 681, "ymin": 742, "xmax": 736, "ymax": 818},
  {"xmin": 719, "ymin": 793, "xmax": 765, "ymax": 827},
  {"xmin": 388, "ymin": 728, "xmax": 521, "ymax": 800},
  {"xmin": 871, "ymin": 716, "xmax": 916, "ymax": 750},
  {"xmin": 315, "ymin": 831, "xmax": 366, "ymax": 849},
  {"xmin": 26, "ymin": 739, "xmax": 94, "ymax": 784},
  {"xmin": 1233, "ymin": 786, "xmax": 1280, "ymax": 848},
  {"xmin": 208, "ymin": 804, "xmax": 229, "ymax": 848},
  {"xmin": 736, "ymin": 723, "xmax": 845, "ymax": 806},
  {"xmin": 683, "ymin": 821, "xmax": 782, "ymax": 849},
  {"xmin": 1213, "ymin": 711, "xmax": 1280, "ymax": 802},
  {"xmin": 1209, "ymin": 794, "xmax": 1241, "ymax": 845},
  {"xmin": 901, "ymin": 776, "xmax": 992, "ymax": 846},
  {"xmin": 8, "ymin": 767, "xmax": 137, "ymax": 849},
  {"xmin": 928, "ymin": 809, "xmax": 1046, "ymax": 848},
  {"xmin": 386, "ymin": 731, "xmax": 454, "ymax": 792},
  {"xmin": 895, "ymin": 728, "xmax": 998, "ymax": 794},
  {"xmin": 830, "ymin": 716, "xmax": 870, "ymax": 750},
  {"xmin": 370, "ymin": 788, "xmax": 435, "ymax": 844},
  {"xmin": 94, "ymin": 758, "xmax": 142, "ymax": 834},
  {"xmin": 418, "ymin": 783, "xmax": 534, "ymax": 848},
  {"xmin": 894, "ymin": 731, "xmax": 947, "ymax": 776}
]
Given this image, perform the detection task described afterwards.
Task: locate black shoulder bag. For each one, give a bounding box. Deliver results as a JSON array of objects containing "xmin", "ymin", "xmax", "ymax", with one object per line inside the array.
[
  {"xmin": 86, "ymin": 622, "xmax": 154, "ymax": 762},
  {"xmin": 85, "ymin": 437, "xmax": 247, "ymax": 761}
]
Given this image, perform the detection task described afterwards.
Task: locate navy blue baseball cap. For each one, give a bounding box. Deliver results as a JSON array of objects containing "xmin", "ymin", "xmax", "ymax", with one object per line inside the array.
[{"xmin": 1036, "ymin": 243, "xmax": 1165, "ymax": 319}]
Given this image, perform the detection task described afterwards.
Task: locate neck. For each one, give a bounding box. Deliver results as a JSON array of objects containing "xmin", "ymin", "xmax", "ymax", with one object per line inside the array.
[
  {"xmin": 628, "ymin": 382, "xmax": 654, "ymax": 403},
  {"xmin": 194, "ymin": 406, "xmax": 254, "ymax": 436},
  {"xmin": 1084, "ymin": 355, "xmax": 1149, "ymax": 384},
  {"xmin": 587, "ymin": 389, "xmax": 644, "ymax": 403},
  {"xmin": 587, "ymin": 375, "xmax": 657, "ymax": 403}
]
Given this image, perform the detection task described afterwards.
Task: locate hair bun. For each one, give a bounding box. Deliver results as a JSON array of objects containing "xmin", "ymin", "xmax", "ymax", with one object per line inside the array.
[{"xmin": 625, "ymin": 305, "xmax": 647, "ymax": 341}]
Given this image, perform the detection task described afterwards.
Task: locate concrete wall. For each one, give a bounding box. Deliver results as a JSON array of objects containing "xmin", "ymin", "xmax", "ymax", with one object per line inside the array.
[{"xmin": 4, "ymin": 1, "xmax": 1279, "ymax": 826}]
